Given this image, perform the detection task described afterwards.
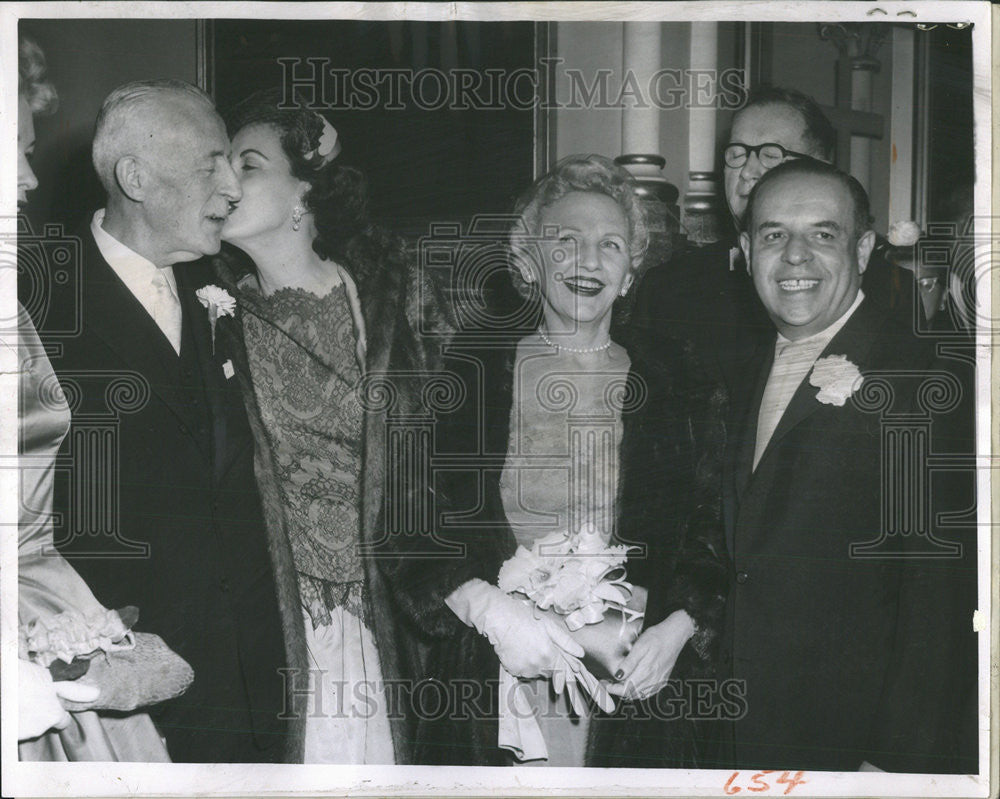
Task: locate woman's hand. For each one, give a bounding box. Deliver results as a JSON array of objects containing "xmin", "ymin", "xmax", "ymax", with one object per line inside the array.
[
  {"xmin": 446, "ymin": 579, "xmax": 585, "ymax": 679},
  {"xmin": 446, "ymin": 580, "xmax": 619, "ymax": 713},
  {"xmin": 606, "ymin": 609, "xmax": 696, "ymax": 701},
  {"xmin": 493, "ymin": 602, "xmax": 586, "ymax": 679},
  {"xmin": 18, "ymin": 658, "xmax": 99, "ymax": 741}
]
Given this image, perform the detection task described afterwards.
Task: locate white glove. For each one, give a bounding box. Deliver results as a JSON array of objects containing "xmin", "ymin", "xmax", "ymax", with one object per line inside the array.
[
  {"xmin": 446, "ymin": 579, "xmax": 585, "ymax": 679},
  {"xmin": 18, "ymin": 658, "xmax": 100, "ymax": 741}
]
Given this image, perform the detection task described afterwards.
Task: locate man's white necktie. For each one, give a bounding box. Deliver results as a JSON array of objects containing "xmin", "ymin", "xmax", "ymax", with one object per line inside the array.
[{"xmin": 151, "ymin": 270, "xmax": 182, "ymax": 355}]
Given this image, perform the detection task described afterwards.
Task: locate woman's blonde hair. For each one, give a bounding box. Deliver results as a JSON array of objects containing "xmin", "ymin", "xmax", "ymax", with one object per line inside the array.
[
  {"xmin": 19, "ymin": 34, "xmax": 57, "ymax": 115},
  {"xmin": 509, "ymin": 154, "xmax": 649, "ymax": 297}
]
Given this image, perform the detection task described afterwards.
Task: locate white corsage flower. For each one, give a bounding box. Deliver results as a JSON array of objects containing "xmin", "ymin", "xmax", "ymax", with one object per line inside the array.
[
  {"xmin": 809, "ymin": 354, "xmax": 863, "ymax": 406},
  {"xmin": 497, "ymin": 523, "xmax": 636, "ymax": 632},
  {"xmin": 887, "ymin": 220, "xmax": 921, "ymax": 247},
  {"xmin": 305, "ymin": 115, "xmax": 341, "ymax": 165},
  {"xmin": 196, "ymin": 285, "xmax": 236, "ymax": 352}
]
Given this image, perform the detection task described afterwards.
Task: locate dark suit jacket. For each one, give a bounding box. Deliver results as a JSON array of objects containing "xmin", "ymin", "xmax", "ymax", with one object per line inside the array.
[
  {"xmin": 719, "ymin": 297, "xmax": 977, "ymax": 773},
  {"xmin": 49, "ymin": 228, "xmax": 294, "ymax": 763}
]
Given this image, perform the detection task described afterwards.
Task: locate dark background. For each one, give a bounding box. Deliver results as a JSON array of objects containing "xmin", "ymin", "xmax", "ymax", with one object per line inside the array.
[
  {"xmin": 925, "ymin": 24, "xmax": 974, "ymax": 225},
  {"xmin": 18, "ymin": 20, "xmax": 974, "ymax": 244},
  {"xmin": 19, "ymin": 19, "xmax": 539, "ymax": 241},
  {"xmin": 213, "ymin": 20, "xmax": 537, "ymax": 238}
]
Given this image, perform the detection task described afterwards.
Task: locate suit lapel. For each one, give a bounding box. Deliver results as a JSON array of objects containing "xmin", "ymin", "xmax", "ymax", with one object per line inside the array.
[
  {"xmin": 177, "ymin": 263, "xmax": 257, "ymax": 483},
  {"xmin": 82, "ymin": 231, "xmax": 207, "ymax": 457},
  {"xmin": 721, "ymin": 335, "xmax": 771, "ymax": 556},
  {"xmin": 750, "ymin": 298, "xmax": 883, "ymax": 477},
  {"xmin": 83, "ymin": 232, "xmax": 178, "ymax": 373}
]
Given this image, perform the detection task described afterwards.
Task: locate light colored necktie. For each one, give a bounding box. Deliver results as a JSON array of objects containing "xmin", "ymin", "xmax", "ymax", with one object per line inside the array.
[
  {"xmin": 151, "ymin": 270, "xmax": 182, "ymax": 355},
  {"xmin": 753, "ymin": 340, "xmax": 816, "ymax": 470}
]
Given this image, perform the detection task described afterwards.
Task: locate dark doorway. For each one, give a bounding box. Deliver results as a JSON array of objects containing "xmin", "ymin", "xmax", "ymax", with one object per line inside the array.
[{"xmin": 212, "ymin": 20, "xmax": 541, "ymax": 238}]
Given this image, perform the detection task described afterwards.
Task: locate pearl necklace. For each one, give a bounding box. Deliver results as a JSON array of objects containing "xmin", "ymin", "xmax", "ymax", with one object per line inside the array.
[{"xmin": 538, "ymin": 327, "xmax": 612, "ymax": 354}]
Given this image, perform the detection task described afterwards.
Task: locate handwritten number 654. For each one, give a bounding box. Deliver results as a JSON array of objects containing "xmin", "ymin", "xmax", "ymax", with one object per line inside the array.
[{"xmin": 724, "ymin": 771, "xmax": 808, "ymax": 795}]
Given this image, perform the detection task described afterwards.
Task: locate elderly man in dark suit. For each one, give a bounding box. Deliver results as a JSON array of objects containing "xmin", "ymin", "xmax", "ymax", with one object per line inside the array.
[
  {"xmin": 49, "ymin": 80, "xmax": 306, "ymax": 763},
  {"xmin": 718, "ymin": 158, "xmax": 977, "ymax": 773}
]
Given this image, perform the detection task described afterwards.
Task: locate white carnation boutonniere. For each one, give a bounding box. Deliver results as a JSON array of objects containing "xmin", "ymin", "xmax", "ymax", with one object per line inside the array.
[
  {"xmin": 809, "ymin": 354, "xmax": 863, "ymax": 407},
  {"xmin": 887, "ymin": 220, "xmax": 922, "ymax": 247},
  {"xmin": 195, "ymin": 285, "xmax": 236, "ymax": 353}
]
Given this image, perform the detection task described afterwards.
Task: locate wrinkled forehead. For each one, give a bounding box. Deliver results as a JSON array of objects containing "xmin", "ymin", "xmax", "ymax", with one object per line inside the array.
[
  {"xmin": 729, "ymin": 103, "xmax": 811, "ymax": 150},
  {"xmin": 539, "ymin": 190, "xmax": 629, "ymax": 232},
  {"xmin": 144, "ymin": 95, "xmax": 228, "ymax": 163}
]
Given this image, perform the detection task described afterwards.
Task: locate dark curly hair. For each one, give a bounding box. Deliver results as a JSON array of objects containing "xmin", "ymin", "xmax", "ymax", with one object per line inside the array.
[{"xmin": 225, "ymin": 88, "xmax": 369, "ymax": 262}]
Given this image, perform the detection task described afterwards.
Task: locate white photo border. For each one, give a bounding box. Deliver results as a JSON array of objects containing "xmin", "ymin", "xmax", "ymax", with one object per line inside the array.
[{"xmin": 0, "ymin": 2, "xmax": 993, "ymax": 797}]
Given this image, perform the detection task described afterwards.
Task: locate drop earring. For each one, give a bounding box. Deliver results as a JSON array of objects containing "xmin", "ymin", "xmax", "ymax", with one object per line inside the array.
[{"xmin": 292, "ymin": 205, "xmax": 304, "ymax": 232}]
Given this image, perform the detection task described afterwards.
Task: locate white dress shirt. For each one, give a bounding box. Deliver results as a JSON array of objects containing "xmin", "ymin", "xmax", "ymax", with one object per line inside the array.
[
  {"xmin": 753, "ymin": 290, "xmax": 865, "ymax": 470},
  {"xmin": 91, "ymin": 209, "xmax": 182, "ymax": 354}
]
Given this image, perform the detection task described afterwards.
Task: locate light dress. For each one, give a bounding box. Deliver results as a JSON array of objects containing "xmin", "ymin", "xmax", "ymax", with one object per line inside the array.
[
  {"xmin": 240, "ymin": 282, "xmax": 394, "ymax": 764},
  {"xmin": 497, "ymin": 338, "xmax": 628, "ymax": 766},
  {"xmin": 17, "ymin": 307, "xmax": 170, "ymax": 761}
]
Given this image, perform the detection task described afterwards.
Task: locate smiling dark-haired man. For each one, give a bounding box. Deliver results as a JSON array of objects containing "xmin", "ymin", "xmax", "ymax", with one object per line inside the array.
[
  {"xmin": 632, "ymin": 86, "xmax": 917, "ymax": 390},
  {"xmin": 716, "ymin": 158, "xmax": 977, "ymax": 773}
]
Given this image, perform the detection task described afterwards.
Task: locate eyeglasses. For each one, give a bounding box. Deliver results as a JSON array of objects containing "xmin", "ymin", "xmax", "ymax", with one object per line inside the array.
[{"xmin": 723, "ymin": 142, "xmax": 815, "ymax": 169}]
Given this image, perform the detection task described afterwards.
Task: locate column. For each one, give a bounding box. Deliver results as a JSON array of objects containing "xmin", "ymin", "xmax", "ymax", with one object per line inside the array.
[
  {"xmin": 850, "ymin": 58, "xmax": 877, "ymax": 191},
  {"xmin": 682, "ymin": 21, "xmax": 721, "ymax": 244},
  {"xmin": 617, "ymin": 22, "xmax": 680, "ymax": 268}
]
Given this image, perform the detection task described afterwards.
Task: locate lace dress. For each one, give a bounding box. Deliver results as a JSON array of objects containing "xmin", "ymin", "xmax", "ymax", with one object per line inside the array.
[
  {"xmin": 240, "ymin": 281, "xmax": 394, "ymax": 764},
  {"xmin": 497, "ymin": 337, "xmax": 628, "ymax": 766}
]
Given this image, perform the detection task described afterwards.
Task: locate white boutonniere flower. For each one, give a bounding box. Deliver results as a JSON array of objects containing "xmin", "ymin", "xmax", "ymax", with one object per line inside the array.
[
  {"xmin": 195, "ymin": 285, "xmax": 236, "ymax": 352},
  {"xmin": 809, "ymin": 354, "xmax": 863, "ymax": 406},
  {"xmin": 887, "ymin": 220, "xmax": 921, "ymax": 247}
]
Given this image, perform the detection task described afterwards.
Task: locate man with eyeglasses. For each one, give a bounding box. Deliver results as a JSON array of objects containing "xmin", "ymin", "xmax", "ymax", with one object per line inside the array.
[
  {"xmin": 723, "ymin": 90, "xmax": 833, "ymax": 226},
  {"xmin": 632, "ymin": 86, "xmax": 916, "ymax": 387}
]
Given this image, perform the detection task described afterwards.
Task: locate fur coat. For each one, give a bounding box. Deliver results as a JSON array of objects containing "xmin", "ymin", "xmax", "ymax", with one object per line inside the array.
[
  {"xmin": 213, "ymin": 228, "xmax": 453, "ymax": 764},
  {"xmin": 377, "ymin": 312, "xmax": 729, "ymax": 767}
]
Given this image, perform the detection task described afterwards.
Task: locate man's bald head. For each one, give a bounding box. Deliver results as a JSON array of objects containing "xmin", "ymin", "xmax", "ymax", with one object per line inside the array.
[{"xmin": 92, "ymin": 80, "xmax": 217, "ymax": 194}]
